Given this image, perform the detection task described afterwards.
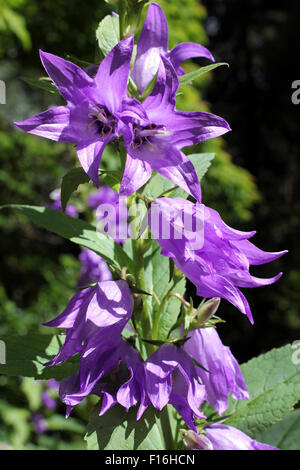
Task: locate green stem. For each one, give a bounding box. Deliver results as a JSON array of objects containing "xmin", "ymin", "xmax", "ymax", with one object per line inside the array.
[
  {"xmin": 160, "ymin": 407, "xmax": 174, "ymax": 450},
  {"xmin": 152, "ymin": 281, "xmax": 178, "ymax": 339},
  {"xmin": 132, "ymin": 237, "xmax": 152, "ymax": 336},
  {"xmin": 118, "ymin": 1, "xmax": 126, "ymax": 39}
]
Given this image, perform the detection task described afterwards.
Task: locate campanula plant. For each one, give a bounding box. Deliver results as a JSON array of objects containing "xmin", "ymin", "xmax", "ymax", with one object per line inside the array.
[{"xmin": 1, "ymin": 1, "xmax": 296, "ymax": 451}]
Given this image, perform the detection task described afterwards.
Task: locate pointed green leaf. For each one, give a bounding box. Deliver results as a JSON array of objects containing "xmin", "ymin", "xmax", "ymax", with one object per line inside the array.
[
  {"xmin": 178, "ymin": 63, "xmax": 229, "ymax": 88},
  {"xmin": 61, "ymin": 167, "xmax": 90, "ymax": 211},
  {"xmin": 0, "ymin": 205, "xmax": 133, "ymax": 271},
  {"xmin": 85, "ymin": 403, "xmax": 165, "ymax": 450},
  {"xmin": 0, "ymin": 334, "xmax": 78, "ymax": 380},
  {"xmin": 65, "ymin": 54, "xmax": 93, "ymax": 68},
  {"xmin": 22, "ymin": 77, "xmax": 58, "ymax": 94},
  {"xmin": 258, "ymin": 409, "xmax": 300, "ymax": 450},
  {"xmin": 96, "ymin": 15, "xmax": 120, "ymax": 57},
  {"xmin": 100, "ymin": 170, "xmax": 122, "ymax": 193},
  {"xmin": 223, "ymin": 344, "xmax": 300, "ymax": 439},
  {"xmin": 144, "ymin": 241, "xmax": 186, "ymax": 340}
]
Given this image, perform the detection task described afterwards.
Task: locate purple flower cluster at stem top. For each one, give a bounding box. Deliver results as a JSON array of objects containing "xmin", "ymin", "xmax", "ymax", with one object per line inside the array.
[{"xmin": 15, "ymin": 7, "xmax": 230, "ymax": 201}]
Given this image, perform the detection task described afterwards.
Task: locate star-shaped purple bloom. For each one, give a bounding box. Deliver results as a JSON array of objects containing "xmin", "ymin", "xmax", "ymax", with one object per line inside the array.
[
  {"xmin": 131, "ymin": 2, "xmax": 215, "ymax": 94},
  {"xmin": 15, "ymin": 37, "xmax": 138, "ymax": 187},
  {"xmin": 148, "ymin": 197, "xmax": 287, "ymax": 322},
  {"xmin": 120, "ymin": 56, "xmax": 230, "ymax": 201}
]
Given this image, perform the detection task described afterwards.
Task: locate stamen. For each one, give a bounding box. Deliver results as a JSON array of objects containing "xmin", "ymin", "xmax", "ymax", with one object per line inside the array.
[
  {"xmin": 87, "ymin": 105, "xmax": 116, "ymax": 138},
  {"xmin": 87, "ymin": 118, "xmax": 99, "ymax": 130}
]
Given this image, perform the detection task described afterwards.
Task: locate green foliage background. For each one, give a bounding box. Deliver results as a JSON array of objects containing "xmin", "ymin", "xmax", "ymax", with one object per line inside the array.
[{"xmin": 0, "ymin": 0, "xmax": 296, "ymax": 449}]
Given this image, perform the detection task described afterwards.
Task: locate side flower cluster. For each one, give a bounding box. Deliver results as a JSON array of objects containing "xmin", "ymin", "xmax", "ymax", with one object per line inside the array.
[{"xmin": 44, "ymin": 278, "xmax": 248, "ymax": 435}]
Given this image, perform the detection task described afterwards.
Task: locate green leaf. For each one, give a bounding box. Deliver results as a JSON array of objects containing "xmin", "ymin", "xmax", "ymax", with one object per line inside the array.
[
  {"xmin": 100, "ymin": 170, "xmax": 122, "ymax": 193},
  {"xmin": 2, "ymin": 6, "xmax": 31, "ymax": 50},
  {"xmin": 144, "ymin": 241, "xmax": 186, "ymax": 339},
  {"xmin": 61, "ymin": 167, "xmax": 90, "ymax": 211},
  {"xmin": 22, "ymin": 77, "xmax": 58, "ymax": 94},
  {"xmin": 0, "ymin": 334, "xmax": 78, "ymax": 380},
  {"xmin": 0, "ymin": 205, "xmax": 133, "ymax": 272},
  {"xmin": 223, "ymin": 344, "xmax": 300, "ymax": 438},
  {"xmin": 258, "ymin": 409, "xmax": 300, "ymax": 450},
  {"xmin": 142, "ymin": 153, "xmax": 215, "ymax": 200},
  {"xmin": 46, "ymin": 415, "xmax": 85, "ymax": 434},
  {"xmin": 178, "ymin": 63, "xmax": 229, "ymax": 88},
  {"xmin": 65, "ymin": 54, "xmax": 93, "ymax": 68},
  {"xmin": 96, "ymin": 15, "xmax": 120, "ymax": 57},
  {"xmin": 85, "ymin": 403, "xmax": 165, "ymax": 450}
]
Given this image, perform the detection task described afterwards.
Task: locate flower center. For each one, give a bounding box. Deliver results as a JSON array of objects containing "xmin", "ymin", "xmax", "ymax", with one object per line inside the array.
[
  {"xmin": 88, "ymin": 105, "xmax": 117, "ymax": 139},
  {"xmin": 132, "ymin": 123, "xmax": 166, "ymax": 150}
]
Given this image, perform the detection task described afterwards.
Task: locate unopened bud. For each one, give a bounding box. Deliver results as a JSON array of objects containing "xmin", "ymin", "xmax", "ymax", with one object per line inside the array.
[
  {"xmin": 169, "ymin": 260, "xmax": 185, "ymax": 284},
  {"xmin": 180, "ymin": 429, "xmax": 213, "ymax": 450},
  {"xmin": 190, "ymin": 297, "xmax": 221, "ymax": 329}
]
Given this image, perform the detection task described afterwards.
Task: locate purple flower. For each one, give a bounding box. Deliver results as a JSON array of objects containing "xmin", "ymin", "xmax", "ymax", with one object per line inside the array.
[
  {"xmin": 31, "ymin": 413, "xmax": 48, "ymax": 435},
  {"xmin": 42, "ymin": 390, "xmax": 57, "ymax": 410},
  {"xmin": 138, "ymin": 343, "xmax": 206, "ymax": 432},
  {"xmin": 77, "ymin": 248, "xmax": 112, "ymax": 287},
  {"xmin": 120, "ymin": 56, "xmax": 230, "ymax": 200},
  {"xmin": 148, "ymin": 198, "xmax": 287, "ymax": 322},
  {"xmin": 46, "ymin": 379, "xmax": 59, "ymax": 391},
  {"xmin": 15, "ymin": 37, "xmax": 138, "ymax": 187},
  {"xmin": 184, "ymin": 327, "xmax": 249, "ymax": 415},
  {"xmin": 87, "ymin": 186, "xmax": 128, "ymax": 243},
  {"xmin": 203, "ymin": 424, "xmax": 278, "ymax": 450},
  {"xmin": 131, "ymin": 2, "xmax": 215, "ymax": 94},
  {"xmin": 59, "ymin": 335, "xmax": 142, "ymax": 416},
  {"xmin": 43, "ymin": 280, "xmax": 133, "ymax": 366}
]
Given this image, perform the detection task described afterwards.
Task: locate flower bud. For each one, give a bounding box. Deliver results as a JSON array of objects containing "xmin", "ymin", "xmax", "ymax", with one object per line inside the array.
[
  {"xmin": 190, "ymin": 297, "xmax": 221, "ymax": 329},
  {"xmin": 180, "ymin": 429, "xmax": 213, "ymax": 450}
]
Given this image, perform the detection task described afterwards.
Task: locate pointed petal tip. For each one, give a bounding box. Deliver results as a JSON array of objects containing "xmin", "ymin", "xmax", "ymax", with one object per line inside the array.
[{"xmin": 118, "ymin": 34, "xmax": 134, "ymax": 52}]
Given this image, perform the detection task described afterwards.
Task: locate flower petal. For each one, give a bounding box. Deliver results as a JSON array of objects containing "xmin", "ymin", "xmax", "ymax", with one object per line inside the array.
[
  {"xmin": 119, "ymin": 151, "xmax": 152, "ymax": 197},
  {"xmin": 158, "ymin": 109, "xmax": 231, "ymax": 149},
  {"xmin": 138, "ymin": 144, "xmax": 202, "ymax": 201},
  {"xmin": 143, "ymin": 55, "xmax": 178, "ymax": 114},
  {"xmin": 231, "ymin": 239, "xmax": 288, "ymax": 265},
  {"xmin": 14, "ymin": 106, "xmax": 76, "ymax": 142},
  {"xmin": 204, "ymin": 424, "xmax": 278, "ymax": 450},
  {"xmin": 40, "ymin": 50, "xmax": 93, "ymax": 104},
  {"xmin": 76, "ymin": 136, "xmax": 114, "ymax": 187},
  {"xmin": 184, "ymin": 327, "xmax": 249, "ymax": 415},
  {"xmin": 94, "ymin": 36, "xmax": 134, "ymax": 113},
  {"xmin": 168, "ymin": 42, "xmax": 215, "ymax": 73},
  {"xmin": 131, "ymin": 2, "xmax": 168, "ymax": 94}
]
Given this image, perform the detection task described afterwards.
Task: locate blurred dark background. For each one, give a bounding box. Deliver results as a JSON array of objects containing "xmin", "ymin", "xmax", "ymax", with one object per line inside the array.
[
  {"xmin": 201, "ymin": 0, "xmax": 300, "ymax": 358},
  {"xmin": 0, "ymin": 0, "xmax": 299, "ymax": 448}
]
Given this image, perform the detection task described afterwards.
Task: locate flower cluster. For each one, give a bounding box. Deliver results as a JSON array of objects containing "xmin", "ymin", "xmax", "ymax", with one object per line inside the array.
[{"xmin": 15, "ymin": 2, "xmax": 286, "ymax": 450}]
